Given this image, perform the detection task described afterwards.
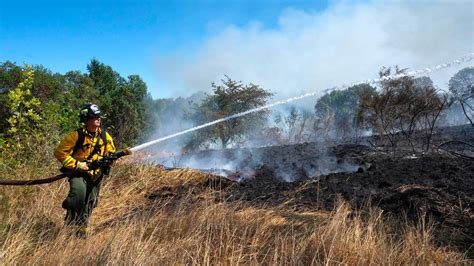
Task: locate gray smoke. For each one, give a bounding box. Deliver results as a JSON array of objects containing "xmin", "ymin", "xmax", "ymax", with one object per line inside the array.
[
  {"xmin": 154, "ymin": 0, "xmax": 473, "ymax": 99},
  {"xmin": 142, "ymin": 0, "xmax": 472, "ymax": 181}
]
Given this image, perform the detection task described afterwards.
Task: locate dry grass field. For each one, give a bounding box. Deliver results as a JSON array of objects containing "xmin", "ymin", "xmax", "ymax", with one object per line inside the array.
[{"xmin": 0, "ymin": 158, "xmax": 470, "ymax": 265}]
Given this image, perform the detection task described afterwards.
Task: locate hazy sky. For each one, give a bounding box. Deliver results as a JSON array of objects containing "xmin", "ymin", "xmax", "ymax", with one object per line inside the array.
[{"xmin": 1, "ymin": 0, "xmax": 472, "ymax": 99}]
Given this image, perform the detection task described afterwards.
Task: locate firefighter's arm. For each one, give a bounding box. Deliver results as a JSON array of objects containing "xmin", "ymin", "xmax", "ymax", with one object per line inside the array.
[
  {"xmin": 54, "ymin": 131, "xmax": 80, "ymax": 170},
  {"xmin": 92, "ymin": 133, "xmax": 128, "ymax": 169},
  {"xmin": 83, "ymin": 131, "xmax": 117, "ymax": 171},
  {"xmin": 105, "ymin": 132, "xmax": 116, "ymax": 153}
]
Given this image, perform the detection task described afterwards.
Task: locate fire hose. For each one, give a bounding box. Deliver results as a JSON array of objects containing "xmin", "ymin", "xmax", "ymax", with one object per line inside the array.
[{"xmin": 0, "ymin": 149, "xmax": 132, "ymax": 186}]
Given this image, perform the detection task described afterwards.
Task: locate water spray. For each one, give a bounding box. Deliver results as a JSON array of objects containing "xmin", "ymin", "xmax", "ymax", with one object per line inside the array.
[
  {"xmin": 130, "ymin": 53, "xmax": 474, "ymax": 153},
  {"xmin": 1, "ymin": 53, "xmax": 472, "ymax": 186}
]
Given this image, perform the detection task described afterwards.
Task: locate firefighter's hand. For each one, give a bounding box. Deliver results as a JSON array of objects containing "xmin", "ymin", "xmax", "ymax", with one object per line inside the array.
[
  {"xmin": 105, "ymin": 152, "xmax": 119, "ymax": 161},
  {"xmin": 87, "ymin": 160, "xmax": 102, "ymax": 171},
  {"xmin": 76, "ymin": 161, "xmax": 89, "ymax": 172},
  {"xmin": 101, "ymin": 157, "xmax": 114, "ymax": 167}
]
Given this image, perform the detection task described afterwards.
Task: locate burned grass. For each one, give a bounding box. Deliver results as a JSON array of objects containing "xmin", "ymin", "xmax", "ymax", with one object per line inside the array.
[
  {"xmin": 0, "ymin": 146, "xmax": 472, "ymax": 264},
  {"xmin": 142, "ymin": 148, "xmax": 474, "ymax": 258}
]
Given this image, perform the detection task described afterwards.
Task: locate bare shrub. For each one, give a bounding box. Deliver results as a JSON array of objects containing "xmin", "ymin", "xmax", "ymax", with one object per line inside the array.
[
  {"xmin": 272, "ymin": 107, "xmax": 318, "ymax": 144},
  {"xmin": 358, "ymin": 69, "xmax": 448, "ymax": 152}
]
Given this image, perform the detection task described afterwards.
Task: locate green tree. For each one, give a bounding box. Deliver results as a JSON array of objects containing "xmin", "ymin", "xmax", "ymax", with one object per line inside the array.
[
  {"xmin": 86, "ymin": 58, "xmax": 122, "ymax": 126},
  {"xmin": 0, "ymin": 61, "xmax": 24, "ymax": 133},
  {"xmin": 186, "ymin": 77, "xmax": 273, "ymax": 149},
  {"xmin": 0, "ymin": 59, "xmax": 153, "ymax": 151},
  {"xmin": 31, "ymin": 65, "xmax": 64, "ymax": 103},
  {"xmin": 107, "ymin": 75, "xmax": 150, "ymax": 146},
  {"xmin": 5, "ymin": 65, "xmax": 42, "ymax": 147},
  {"xmin": 87, "ymin": 59, "xmax": 121, "ymax": 96},
  {"xmin": 56, "ymin": 70, "xmax": 98, "ymax": 132},
  {"xmin": 86, "ymin": 59, "xmax": 151, "ymax": 147},
  {"xmin": 0, "ymin": 61, "xmax": 24, "ymax": 90},
  {"xmin": 315, "ymin": 84, "xmax": 376, "ymax": 139},
  {"xmin": 448, "ymin": 67, "xmax": 473, "ymax": 126}
]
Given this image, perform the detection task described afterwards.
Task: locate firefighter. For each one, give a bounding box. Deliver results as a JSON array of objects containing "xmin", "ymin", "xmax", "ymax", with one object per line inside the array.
[{"xmin": 54, "ymin": 103, "xmax": 116, "ymax": 237}]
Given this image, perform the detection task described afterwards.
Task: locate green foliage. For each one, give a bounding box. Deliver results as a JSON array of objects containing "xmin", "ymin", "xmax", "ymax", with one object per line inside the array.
[
  {"xmin": 106, "ymin": 75, "xmax": 150, "ymax": 147},
  {"xmin": 86, "ymin": 60, "xmax": 150, "ymax": 147},
  {"xmin": 186, "ymin": 76, "xmax": 273, "ymax": 149},
  {"xmin": 0, "ymin": 135, "xmax": 6, "ymax": 151},
  {"xmin": 448, "ymin": 67, "xmax": 473, "ymax": 100},
  {"xmin": 0, "ymin": 62, "xmax": 27, "ymax": 134},
  {"xmin": 87, "ymin": 59, "xmax": 121, "ymax": 96},
  {"xmin": 315, "ymin": 84, "xmax": 376, "ymax": 138},
  {"xmin": 31, "ymin": 65, "xmax": 65, "ymax": 102},
  {"xmin": 145, "ymin": 93, "xmax": 205, "ymax": 150},
  {"xmin": 63, "ymin": 70, "xmax": 98, "ymax": 107},
  {"xmin": 0, "ymin": 59, "xmax": 153, "ymax": 171},
  {"xmin": 0, "ymin": 61, "xmax": 24, "ymax": 91},
  {"xmin": 0, "ymin": 65, "xmax": 53, "ymax": 173},
  {"xmin": 41, "ymin": 101, "xmax": 79, "ymax": 133},
  {"xmin": 5, "ymin": 65, "xmax": 42, "ymax": 145},
  {"xmin": 448, "ymin": 67, "xmax": 473, "ymax": 126}
]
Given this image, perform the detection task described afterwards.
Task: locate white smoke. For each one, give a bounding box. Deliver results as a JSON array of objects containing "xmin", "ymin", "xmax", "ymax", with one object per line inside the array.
[
  {"xmin": 135, "ymin": 53, "xmax": 473, "ymax": 152},
  {"xmin": 154, "ymin": 0, "xmax": 473, "ymax": 99}
]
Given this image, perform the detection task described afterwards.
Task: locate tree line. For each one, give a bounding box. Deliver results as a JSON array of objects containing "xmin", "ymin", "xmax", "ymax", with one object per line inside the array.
[
  {"xmin": 0, "ymin": 60, "xmax": 151, "ymax": 150},
  {"xmin": 1, "ymin": 60, "xmax": 472, "ymax": 164},
  {"xmin": 184, "ymin": 67, "xmax": 473, "ymax": 152}
]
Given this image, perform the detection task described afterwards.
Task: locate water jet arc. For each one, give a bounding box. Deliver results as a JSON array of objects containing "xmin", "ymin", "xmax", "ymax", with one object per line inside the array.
[{"xmin": 130, "ymin": 53, "xmax": 474, "ymax": 153}]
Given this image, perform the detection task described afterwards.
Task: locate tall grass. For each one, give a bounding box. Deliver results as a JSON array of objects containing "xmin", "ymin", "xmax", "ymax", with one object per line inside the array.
[{"xmin": 0, "ymin": 162, "xmax": 469, "ymax": 265}]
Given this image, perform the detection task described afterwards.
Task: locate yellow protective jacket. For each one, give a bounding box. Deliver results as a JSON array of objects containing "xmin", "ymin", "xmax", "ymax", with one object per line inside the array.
[{"xmin": 54, "ymin": 127, "xmax": 116, "ymax": 180}]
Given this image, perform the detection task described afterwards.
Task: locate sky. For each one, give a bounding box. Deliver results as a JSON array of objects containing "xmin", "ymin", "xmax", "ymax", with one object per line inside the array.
[{"xmin": 1, "ymin": 0, "xmax": 473, "ymax": 100}]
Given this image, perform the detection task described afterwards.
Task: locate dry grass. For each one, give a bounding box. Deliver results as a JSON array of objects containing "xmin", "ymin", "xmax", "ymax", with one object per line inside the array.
[{"xmin": 0, "ymin": 162, "xmax": 470, "ymax": 265}]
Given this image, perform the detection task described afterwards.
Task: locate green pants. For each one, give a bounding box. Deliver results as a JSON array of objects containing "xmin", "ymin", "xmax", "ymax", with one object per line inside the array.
[{"xmin": 62, "ymin": 175, "xmax": 102, "ymax": 226}]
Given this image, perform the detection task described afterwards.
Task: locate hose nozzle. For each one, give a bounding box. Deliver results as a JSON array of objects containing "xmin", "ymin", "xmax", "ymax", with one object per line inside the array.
[{"xmin": 123, "ymin": 147, "xmax": 132, "ymax": 156}]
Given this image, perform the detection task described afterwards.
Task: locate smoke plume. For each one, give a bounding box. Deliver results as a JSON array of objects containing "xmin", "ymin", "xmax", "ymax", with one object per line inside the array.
[{"xmin": 155, "ymin": 0, "xmax": 473, "ymax": 99}]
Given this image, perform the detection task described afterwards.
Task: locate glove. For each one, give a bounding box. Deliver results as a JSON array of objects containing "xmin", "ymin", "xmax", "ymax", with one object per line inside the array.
[
  {"xmin": 101, "ymin": 152, "xmax": 118, "ymax": 167},
  {"xmin": 123, "ymin": 147, "xmax": 132, "ymax": 155},
  {"xmin": 105, "ymin": 152, "xmax": 119, "ymax": 161},
  {"xmin": 87, "ymin": 160, "xmax": 102, "ymax": 171},
  {"xmin": 101, "ymin": 158, "xmax": 114, "ymax": 167},
  {"xmin": 76, "ymin": 161, "xmax": 89, "ymax": 172}
]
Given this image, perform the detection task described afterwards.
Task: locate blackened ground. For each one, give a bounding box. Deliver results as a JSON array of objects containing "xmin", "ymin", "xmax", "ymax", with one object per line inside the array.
[
  {"xmin": 148, "ymin": 125, "xmax": 474, "ymax": 256},
  {"xmin": 231, "ymin": 150, "xmax": 473, "ymax": 254},
  {"xmin": 149, "ymin": 149, "xmax": 473, "ymax": 256}
]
